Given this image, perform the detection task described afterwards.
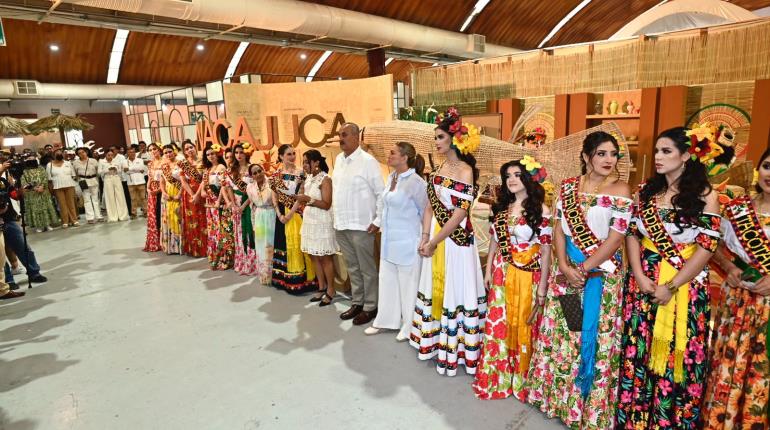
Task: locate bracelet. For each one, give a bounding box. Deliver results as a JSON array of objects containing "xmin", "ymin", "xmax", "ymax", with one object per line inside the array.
[
  {"xmin": 574, "ymin": 262, "xmax": 588, "ymax": 277},
  {"xmin": 664, "ymin": 280, "xmax": 678, "ymax": 293}
]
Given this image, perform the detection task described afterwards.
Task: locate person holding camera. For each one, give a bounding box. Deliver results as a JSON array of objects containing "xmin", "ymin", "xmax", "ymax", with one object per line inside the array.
[
  {"xmin": 0, "ymin": 160, "xmax": 47, "ymax": 295},
  {"xmin": 20, "ymin": 154, "xmax": 60, "ymax": 232}
]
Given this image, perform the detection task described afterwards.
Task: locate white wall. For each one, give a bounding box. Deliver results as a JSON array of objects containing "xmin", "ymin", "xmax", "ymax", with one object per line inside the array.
[{"xmin": 0, "ymin": 99, "xmax": 123, "ymax": 152}]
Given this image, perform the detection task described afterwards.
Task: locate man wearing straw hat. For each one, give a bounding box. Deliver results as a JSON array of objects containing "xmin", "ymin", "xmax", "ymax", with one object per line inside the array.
[{"xmin": 332, "ymin": 122, "xmax": 384, "ymax": 326}]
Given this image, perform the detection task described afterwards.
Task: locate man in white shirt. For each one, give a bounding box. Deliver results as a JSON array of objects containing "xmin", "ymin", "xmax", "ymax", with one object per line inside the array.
[
  {"xmin": 125, "ymin": 146, "xmax": 148, "ymax": 218},
  {"xmin": 332, "ymin": 122, "xmax": 384, "ymax": 326}
]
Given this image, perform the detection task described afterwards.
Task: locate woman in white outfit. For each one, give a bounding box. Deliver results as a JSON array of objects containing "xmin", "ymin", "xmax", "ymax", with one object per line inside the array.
[
  {"xmin": 99, "ymin": 148, "xmax": 129, "ymax": 222},
  {"xmin": 365, "ymin": 142, "xmax": 427, "ymax": 340},
  {"xmin": 72, "ymin": 147, "xmax": 103, "ymax": 223},
  {"xmin": 291, "ymin": 149, "xmax": 339, "ymax": 307}
]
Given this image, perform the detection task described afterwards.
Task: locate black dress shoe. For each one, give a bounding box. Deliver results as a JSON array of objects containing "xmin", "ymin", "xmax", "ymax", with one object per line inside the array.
[
  {"xmin": 28, "ymin": 274, "xmax": 47, "ymax": 283},
  {"xmin": 352, "ymin": 308, "xmax": 378, "ymax": 326},
  {"xmin": 9, "ymin": 282, "xmax": 19, "ymax": 291},
  {"xmin": 340, "ymin": 305, "xmax": 363, "ymax": 320}
]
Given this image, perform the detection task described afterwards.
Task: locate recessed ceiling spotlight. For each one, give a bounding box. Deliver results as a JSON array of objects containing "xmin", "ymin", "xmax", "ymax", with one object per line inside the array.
[
  {"xmin": 50, "ymin": 44, "xmax": 60, "ymax": 52},
  {"xmin": 300, "ymin": 53, "xmax": 307, "ymax": 60},
  {"xmin": 338, "ymin": 77, "xmax": 342, "ymax": 80},
  {"xmin": 196, "ymin": 43, "xmax": 205, "ymax": 51}
]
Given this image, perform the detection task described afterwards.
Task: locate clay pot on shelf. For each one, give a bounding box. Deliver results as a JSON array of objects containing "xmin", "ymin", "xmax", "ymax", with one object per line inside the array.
[{"xmin": 608, "ymin": 100, "xmax": 619, "ymax": 115}]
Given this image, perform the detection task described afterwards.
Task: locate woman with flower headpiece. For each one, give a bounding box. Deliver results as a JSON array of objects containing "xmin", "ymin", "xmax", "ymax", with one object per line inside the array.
[
  {"xmin": 200, "ymin": 144, "xmax": 233, "ymax": 270},
  {"xmin": 225, "ymin": 143, "xmax": 260, "ymax": 275},
  {"xmin": 159, "ymin": 144, "xmax": 184, "ymax": 254},
  {"xmin": 703, "ymin": 144, "xmax": 769, "ymax": 430},
  {"xmin": 409, "ymin": 107, "xmax": 486, "ymax": 377},
  {"xmin": 178, "ymin": 140, "xmax": 207, "ymax": 258},
  {"xmin": 269, "ymin": 144, "xmax": 317, "ymax": 294},
  {"xmin": 616, "ymin": 126, "xmax": 721, "ymax": 429},
  {"xmin": 526, "ymin": 131, "xmax": 632, "ymax": 429},
  {"xmin": 144, "ymin": 143, "xmax": 163, "ymax": 252},
  {"xmin": 472, "ymin": 157, "xmax": 552, "ymax": 401}
]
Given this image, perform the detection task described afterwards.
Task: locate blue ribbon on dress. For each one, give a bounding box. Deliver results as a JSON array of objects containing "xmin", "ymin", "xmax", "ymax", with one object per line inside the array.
[{"xmin": 565, "ymin": 237, "xmax": 604, "ymax": 398}]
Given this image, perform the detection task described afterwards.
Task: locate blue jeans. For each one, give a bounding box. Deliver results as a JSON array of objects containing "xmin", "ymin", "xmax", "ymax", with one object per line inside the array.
[{"xmin": 3, "ymin": 220, "xmax": 41, "ymax": 284}]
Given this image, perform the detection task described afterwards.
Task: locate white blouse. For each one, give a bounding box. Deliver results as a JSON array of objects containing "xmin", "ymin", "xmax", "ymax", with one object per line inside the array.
[
  {"xmin": 555, "ymin": 193, "xmax": 633, "ymax": 240},
  {"xmin": 46, "ymin": 161, "xmax": 76, "ymax": 189}
]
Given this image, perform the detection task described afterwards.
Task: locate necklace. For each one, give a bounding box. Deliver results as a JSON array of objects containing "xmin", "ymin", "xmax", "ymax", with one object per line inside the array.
[
  {"xmin": 756, "ymin": 193, "xmax": 770, "ymax": 215},
  {"xmin": 582, "ymin": 173, "xmax": 610, "ymax": 195}
]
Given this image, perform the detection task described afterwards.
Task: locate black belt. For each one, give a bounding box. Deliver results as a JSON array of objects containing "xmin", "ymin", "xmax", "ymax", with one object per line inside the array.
[{"xmin": 80, "ymin": 175, "xmax": 97, "ymax": 179}]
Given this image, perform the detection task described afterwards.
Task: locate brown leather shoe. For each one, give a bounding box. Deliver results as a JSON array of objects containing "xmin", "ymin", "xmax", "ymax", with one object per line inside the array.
[
  {"xmin": 1, "ymin": 290, "xmax": 25, "ymax": 300},
  {"xmin": 340, "ymin": 305, "xmax": 363, "ymax": 320},
  {"xmin": 352, "ymin": 308, "xmax": 378, "ymax": 326}
]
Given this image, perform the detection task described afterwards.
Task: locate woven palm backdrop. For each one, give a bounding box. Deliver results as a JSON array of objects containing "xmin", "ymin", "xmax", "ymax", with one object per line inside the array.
[{"xmin": 0, "ymin": 117, "xmax": 30, "ymax": 136}]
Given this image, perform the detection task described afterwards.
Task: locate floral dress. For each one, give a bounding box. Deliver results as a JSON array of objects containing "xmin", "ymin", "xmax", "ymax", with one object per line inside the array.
[
  {"xmin": 144, "ymin": 164, "xmax": 162, "ymax": 252},
  {"xmin": 410, "ymin": 171, "xmax": 486, "ymax": 377},
  {"xmin": 702, "ymin": 195, "xmax": 770, "ymax": 429},
  {"xmin": 204, "ymin": 169, "xmax": 234, "ymax": 270},
  {"xmin": 526, "ymin": 179, "xmax": 632, "ymax": 430},
  {"xmin": 179, "ymin": 159, "xmax": 207, "ymax": 258},
  {"xmin": 616, "ymin": 192, "xmax": 721, "ymax": 430},
  {"xmin": 21, "ymin": 166, "xmax": 59, "ymax": 229},
  {"xmin": 473, "ymin": 210, "xmax": 552, "ymax": 401},
  {"xmin": 247, "ymin": 182, "xmax": 276, "ymax": 284},
  {"xmin": 269, "ymin": 171, "xmax": 316, "ymax": 293},
  {"xmin": 159, "ymin": 164, "xmax": 183, "ymax": 255},
  {"xmin": 227, "ymin": 171, "xmax": 259, "ymax": 275}
]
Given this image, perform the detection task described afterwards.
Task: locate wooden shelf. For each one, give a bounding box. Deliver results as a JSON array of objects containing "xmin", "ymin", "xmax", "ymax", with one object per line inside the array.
[{"xmin": 586, "ymin": 114, "xmax": 640, "ymax": 119}]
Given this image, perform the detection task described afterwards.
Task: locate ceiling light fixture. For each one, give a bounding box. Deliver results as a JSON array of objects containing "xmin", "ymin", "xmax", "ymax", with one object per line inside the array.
[
  {"xmin": 306, "ymin": 50, "xmax": 333, "ymax": 83},
  {"xmin": 300, "ymin": 53, "xmax": 307, "ymax": 60},
  {"xmin": 459, "ymin": 0, "xmax": 491, "ymax": 32},
  {"xmin": 384, "ymin": 58, "xmax": 394, "ymax": 67},
  {"xmin": 107, "ymin": 29, "xmax": 130, "ymax": 84},
  {"xmin": 50, "ymin": 44, "xmax": 60, "ymax": 52},
  {"xmin": 196, "ymin": 43, "xmax": 205, "ymax": 51},
  {"xmin": 224, "ymin": 42, "xmax": 250, "ymax": 79},
  {"xmin": 538, "ymin": 0, "xmax": 592, "ymax": 48}
]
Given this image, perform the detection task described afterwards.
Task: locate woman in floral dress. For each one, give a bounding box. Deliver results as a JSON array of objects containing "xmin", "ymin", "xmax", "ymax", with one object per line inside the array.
[
  {"xmin": 159, "ymin": 144, "xmax": 183, "ymax": 255},
  {"xmin": 703, "ymin": 147, "xmax": 770, "ymax": 429},
  {"xmin": 269, "ymin": 144, "xmax": 316, "ymax": 294},
  {"xmin": 200, "ymin": 145, "xmax": 233, "ymax": 270},
  {"xmin": 144, "ymin": 143, "xmax": 162, "ymax": 252},
  {"xmin": 410, "ymin": 107, "xmax": 486, "ymax": 377},
  {"xmin": 178, "ymin": 140, "xmax": 207, "ymax": 257},
  {"xmin": 526, "ymin": 131, "xmax": 631, "ymax": 430},
  {"xmin": 617, "ymin": 126, "xmax": 721, "ymax": 429},
  {"xmin": 473, "ymin": 157, "xmax": 551, "ymax": 401},
  {"xmin": 246, "ymin": 163, "xmax": 276, "ymax": 285},
  {"xmin": 20, "ymin": 155, "xmax": 59, "ymax": 232},
  {"xmin": 226, "ymin": 144, "xmax": 259, "ymax": 275}
]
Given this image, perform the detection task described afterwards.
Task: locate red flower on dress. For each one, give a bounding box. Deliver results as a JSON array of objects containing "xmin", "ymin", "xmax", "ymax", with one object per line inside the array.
[
  {"xmin": 492, "ymin": 322, "xmax": 507, "ymax": 339},
  {"xmin": 488, "ymin": 306, "xmax": 504, "ymax": 323},
  {"xmin": 485, "ymin": 340, "xmax": 500, "ymax": 357}
]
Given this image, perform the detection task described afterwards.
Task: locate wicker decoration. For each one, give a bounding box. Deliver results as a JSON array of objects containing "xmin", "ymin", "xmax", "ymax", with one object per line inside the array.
[
  {"xmin": 361, "ymin": 120, "xmax": 630, "ymax": 186},
  {"xmin": 524, "ymin": 113, "xmax": 555, "ymax": 145},
  {"xmin": 0, "ymin": 117, "xmax": 30, "ymax": 136},
  {"xmin": 710, "ymin": 160, "xmax": 753, "ymax": 191}
]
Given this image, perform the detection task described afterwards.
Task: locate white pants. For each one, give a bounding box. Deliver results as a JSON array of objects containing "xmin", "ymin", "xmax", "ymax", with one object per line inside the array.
[
  {"xmin": 372, "ymin": 259, "xmax": 421, "ymax": 336},
  {"xmin": 104, "ymin": 175, "xmax": 129, "ymax": 222},
  {"xmin": 82, "ymin": 187, "xmax": 102, "ymax": 221}
]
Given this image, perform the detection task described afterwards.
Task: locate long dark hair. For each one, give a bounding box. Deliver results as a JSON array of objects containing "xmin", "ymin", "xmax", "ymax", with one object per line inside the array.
[
  {"xmin": 201, "ymin": 145, "xmax": 224, "ymax": 169},
  {"xmin": 225, "ymin": 148, "xmax": 239, "ymax": 177},
  {"xmin": 395, "ymin": 141, "xmax": 425, "ymax": 177},
  {"xmin": 581, "ymin": 131, "xmax": 619, "ymax": 175},
  {"xmin": 435, "ymin": 115, "xmax": 479, "ymax": 186},
  {"xmin": 303, "ymin": 149, "xmax": 329, "ymax": 173},
  {"xmin": 755, "ymin": 147, "xmax": 770, "ymax": 194},
  {"xmin": 277, "ymin": 144, "xmax": 293, "ymax": 162},
  {"xmin": 639, "ymin": 127, "xmax": 712, "ymax": 231},
  {"xmin": 492, "ymin": 160, "xmax": 545, "ymax": 238}
]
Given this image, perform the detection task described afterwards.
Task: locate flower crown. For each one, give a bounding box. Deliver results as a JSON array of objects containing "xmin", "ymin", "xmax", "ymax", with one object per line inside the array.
[
  {"xmin": 240, "ymin": 142, "xmax": 255, "ymax": 155},
  {"xmin": 210, "ymin": 143, "xmax": 224, "ymax": 156},
  {"xmin": 521, "ymin": 155, "xmax": 548, "ymax": 183},
  {"xmin": 435, "ymin": 107, "xmax": 481, "ymax": 155},
  {"xmin": 685, "ymin": 122, "xmax": 731, "ymax": 166}
]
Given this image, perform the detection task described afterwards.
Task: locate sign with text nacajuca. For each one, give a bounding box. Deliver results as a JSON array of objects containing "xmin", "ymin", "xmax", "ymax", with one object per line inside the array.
[{"xmin": 205, "ymin": 75, "xmax": 393, "ymax": 156}]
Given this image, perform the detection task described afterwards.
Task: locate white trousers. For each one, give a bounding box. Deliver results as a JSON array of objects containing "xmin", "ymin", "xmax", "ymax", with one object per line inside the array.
[
  {"xmin": 372, "ymin": 258, "xmax": 421, "ymax": 336},
  {"xmin": 82, "ymin": 187, "xmax": 102, "ymax": 221},
  {"xmin": 104, "ymin": 175, "xmax": 129, "ymax": 222}
]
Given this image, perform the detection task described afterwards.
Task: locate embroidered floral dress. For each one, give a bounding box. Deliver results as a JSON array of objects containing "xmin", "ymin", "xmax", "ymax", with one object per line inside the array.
[
  {"xmin": 410, "ymin": 171, "xmax": 486, "ymax": 377},
  {"xmin": 227, "ymin": 171, "xmax": 259, "ymax": 275},
  {"xmin": 702, "ymin": 196, "xmax": 770, "ymax": 429},
  {"xmin": 144, "ymin": 164, "xmax": 162, "ymax": 252},
  {"xmin": 269, "ymin": 171, "xmax": 316, "ymax": 294},
  {"xmin": 160, "ymin": 164, "xmax": 183, "ymax": 255},
  {"xmin": 616, "ymin": 195, "xmax": 720, "ymax": 430},
  {"xmin": 473, "ymin": 211, "xmax": 552, "ymax": 401},
  {"xmin": 21, "ymin": 166, "xmax": 60, "ymax": 229},
  {"xmin": 527, "ymin": 180, "xmax": 632, "ymax": 430},
  {"xmin": 247, "ymin": 182, "xmax": 276, "ymax": 285},
  {"xmin": 204, "ymin": 169, "xmax": 234, "ymax": 270},
  {"xmin": 179, "ymin": 159, "xmax": 207, "ymax": 258}
]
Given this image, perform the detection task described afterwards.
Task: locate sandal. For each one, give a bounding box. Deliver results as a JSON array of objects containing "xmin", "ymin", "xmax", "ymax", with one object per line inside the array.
[
  {"xmin": 319, "ymin": 293, "xmax": 335, "ymax": 307},
  {"xmin": 309, "ymin": 291, "xmax": 326, "ymax": 302}
]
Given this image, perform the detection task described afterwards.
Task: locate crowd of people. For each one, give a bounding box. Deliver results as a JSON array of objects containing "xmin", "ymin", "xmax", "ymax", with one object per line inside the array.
[{"xmin": 3, "ymin": 106, "xmax": 768, "ymax": 429}]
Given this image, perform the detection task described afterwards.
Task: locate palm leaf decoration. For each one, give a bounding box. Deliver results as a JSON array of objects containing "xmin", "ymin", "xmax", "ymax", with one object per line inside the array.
[
  {"xmin": 29, "ymin": 113, "xmax": 94, "ymax": 147},
  {"xmin": 0, "ymin": 116, "xmax": 30, "ymax": 136}
]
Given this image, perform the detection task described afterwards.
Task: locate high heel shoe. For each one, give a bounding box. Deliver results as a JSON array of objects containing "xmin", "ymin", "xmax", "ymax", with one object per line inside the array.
[
  {"xmin": 309, "ymin": 291, "xmax": 325, "ymax": 302},
  {"xmin": 319, "ymin": 293, "xmax": 335, "ymax": 307}
]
